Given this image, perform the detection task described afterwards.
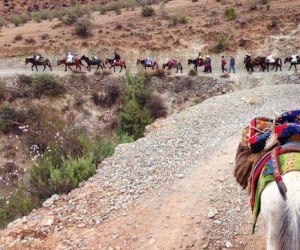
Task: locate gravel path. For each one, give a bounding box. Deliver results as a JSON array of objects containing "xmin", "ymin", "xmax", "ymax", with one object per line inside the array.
[{"xmin": 1, "ymin": 77, "xmax": 300, "ymax": 249}]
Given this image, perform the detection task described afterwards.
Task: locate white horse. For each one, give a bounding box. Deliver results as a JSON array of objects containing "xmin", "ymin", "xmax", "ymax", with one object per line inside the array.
[{"xmin": 261, "ymin": 170, "xmax": 300, "ymax": 250}]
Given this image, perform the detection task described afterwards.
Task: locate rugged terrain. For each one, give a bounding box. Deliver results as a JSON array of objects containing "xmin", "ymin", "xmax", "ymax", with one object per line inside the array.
[{"xmin": 0, "ymin": 0, "xmax": 300, "ymax": 249}]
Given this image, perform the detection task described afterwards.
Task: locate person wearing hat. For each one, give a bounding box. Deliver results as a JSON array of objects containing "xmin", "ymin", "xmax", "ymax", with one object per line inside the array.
[{"xmin": 229, "ymin": 55, "xmax": 236, "ymax": 73}]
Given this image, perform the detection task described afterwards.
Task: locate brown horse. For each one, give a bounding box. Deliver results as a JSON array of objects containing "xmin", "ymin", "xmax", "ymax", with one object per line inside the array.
[
  {"xmin": 136, "ymin": 58, "xmax": 159, "ymax": 70},
  {"xmin": 243, "ymin": 56, "xmax": 265, "ymax": 72},
  {"xmin": 25, "ymin": 57, "xmax": 52, "ymax": 71},
  {"xmin": 187, "ymin": 58, "xmax": 205, "ymax": 71},
  {"xmin": 162, "ymin": 60, "xmax": 183, "ymax": 73},
  {"xmin": 57, "ymin": 58, "xmax": 83, "ymax": 71},
  {"xmin": 80, "ymin": 55, "xmax": 105, "ymax": 72},
  {"xmin": 264, "ymin": 57, "xmax": 282, "ymax": 72},
  {"xmin": 284, "ymin": 56, "xmax": 300, "ymax": 71},
  {"xmin": 105, "ymin": 58, "xmax": 126, "ymax": 72}
]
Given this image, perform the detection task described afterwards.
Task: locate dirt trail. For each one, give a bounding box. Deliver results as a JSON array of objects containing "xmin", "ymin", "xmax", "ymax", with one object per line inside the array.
[{"xmin": 73, "ymin": 137, "xmax": 265, "ymax": 250}]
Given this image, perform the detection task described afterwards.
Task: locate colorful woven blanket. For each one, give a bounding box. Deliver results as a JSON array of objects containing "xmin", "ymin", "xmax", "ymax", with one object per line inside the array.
[{"xmin": 251, "ymin": 147, "xmax": 300, "ymax": 233}]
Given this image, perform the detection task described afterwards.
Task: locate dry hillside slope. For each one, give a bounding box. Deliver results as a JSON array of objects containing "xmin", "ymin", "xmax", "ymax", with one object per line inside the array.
[{"xmin": 1, "ymin": 82, "xmax": 300, "ymax": 249}]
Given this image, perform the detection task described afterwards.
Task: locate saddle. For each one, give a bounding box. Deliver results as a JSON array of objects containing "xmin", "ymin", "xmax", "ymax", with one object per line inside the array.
[
  {"xmin": 89, "ymin": 57, "xmax": 99, "ymax": 64},
  {"xmin": 234, "ymin": 109, "xmax": 300, "ymax": 233}
]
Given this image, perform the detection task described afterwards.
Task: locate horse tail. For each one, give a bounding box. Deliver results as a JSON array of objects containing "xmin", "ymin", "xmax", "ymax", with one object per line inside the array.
[
  {"xmin": 123, "ymin": 61, "xmax": 126, "ymax": 68},
  {"xmin": 279, "ymin": 172, "xmax": 300, "ymax": 250}
]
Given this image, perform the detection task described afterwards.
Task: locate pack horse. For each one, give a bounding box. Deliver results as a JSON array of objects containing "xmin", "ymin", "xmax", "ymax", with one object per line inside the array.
[{"xmin": 234, "ymin": 109, "xmax": 300, "ymax": 250}]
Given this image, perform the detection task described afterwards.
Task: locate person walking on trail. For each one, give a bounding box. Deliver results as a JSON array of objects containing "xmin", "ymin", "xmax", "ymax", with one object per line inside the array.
[
  {"xmin": 229, "ymin": 55, "xmax": 236, "ymax": 73},
  {"xmin": 221, "ymin": 55, "xmax": 227, "ymax": 73}
]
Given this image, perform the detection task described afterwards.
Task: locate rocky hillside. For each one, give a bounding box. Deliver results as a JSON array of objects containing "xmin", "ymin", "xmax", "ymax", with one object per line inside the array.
[
  {"xmin": 0, "ymin": 72, "xmax": 300, "ymax": 249},
  {"xmin": 0, "ymin": 0, "xmax": 299, "ymax": 59}
]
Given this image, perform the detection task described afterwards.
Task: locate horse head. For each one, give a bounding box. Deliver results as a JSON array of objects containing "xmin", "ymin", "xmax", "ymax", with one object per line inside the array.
[
  {"xmin": 136, "ymin": 59, "xmax": 140, "ymax": 66},
  {"xmin": 105, "ymin": 58, "xmax": 109, "ymax": 64},
  {"xmin": 284, "ymin": 57, "xmax": 290, "ymax": 64},
  {"xmin": 188, "ymin": 59, "xmax": 192, "ymax": 65},
  {"xmin": 57, "ymin": 60, "xmax": 62, "ymax": 66},
  {"xmin": 25, "ymin": 58, "xmax": 30, "ymax": 65}
]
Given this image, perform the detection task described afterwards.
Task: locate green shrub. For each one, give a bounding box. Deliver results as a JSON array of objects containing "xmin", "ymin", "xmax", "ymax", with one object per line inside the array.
[
  {"xmin": 0, "ymin": 18, "xmax": 6, "ymax": 28},
  {"xmin": 26, "ymin": 73, "xmax": 66, "ymax": 98},
  {"xmin": 74, "ymin": 18, "xmax": 92, "ymax": 37},
  {"xmin": 188, "ymin": 69, "xmax": 198, "ymax": 76},
  {"xmin": 141, "ymin": 6, "xmax": 155, "ymax": 17},
  {"xmin": 0, "ymin": 187, "xmax": 36, "ymax": 229},
  {"xmin": 31, "ymin": 10, "xmax": 52, "ymax": 23},
  {"xmin": 118, "ymin": 71, "xmax": 153, "ymax": 140},
  {"xmin": 170, "ymin": 15, "xmax": 189, "ymax": 25},
  {"xmin": 115, "ymin": 132, "xmax": 134, "ymax": 144},
  {"xmin": 8, "ymin": 14, "xmax": 29, "ymax": 27},
  {"xmin": 62, "ymin": 12, "xmax": 78, "ymax": 25},
  {"xmin": 224, "ymin": 7, "xmax": 237, "ymax": 20},
  {"xmin": 210, "ymin": 35, "xmax": 227, "ymax": 53}
]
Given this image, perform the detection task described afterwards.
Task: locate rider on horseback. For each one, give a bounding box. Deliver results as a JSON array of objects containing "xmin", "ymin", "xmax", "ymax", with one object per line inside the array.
[
  {"xmin": 66, "ymin": 52, "xmax": 75, "ymax": 64},
  {"xmin": 33, "ymin": 53, "xmax": 42, "ymax": 65},
  {"xmin": 266, "ymin": 53, "xmax": 275, "ymax": 63},
  {"xmin": 113, "ymin": 51, "xmax": 121, "ymax": 65},
  {"xmin": 198, "ymin": 52, "xmax": 203, "ymax": 65}
]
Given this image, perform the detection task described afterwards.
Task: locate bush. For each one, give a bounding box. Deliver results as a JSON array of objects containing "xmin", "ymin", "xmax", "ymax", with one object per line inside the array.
[
  {"xmin": 0, "ymin": 106, "xmax": 27, "ymax": 135},
  {"xmin": 28, "ymin": 134, "xmax": 114, "ymax": 200},
  {"xmin": 118, "ymin": 71, "xmax": 153, "ymax": 140},
  {"xmin": 146, "ymin": 95, "xmax": 167, "ymax": 119},
  {"xmin": 0, "ymin": 18, "xmax": 6, "ymax": 28},
  {"xmin": 28, "ymin": 148, "xmax": 96, "ymax": 198},
  {"xmin": 141, "ymin": 6, "xmax": 155, "ymax": 17},
  {"xmin": 0, "ymin": 187, "xmax": 36, "ymax": 229},
  {"xmin": 188, "ymin": 69, "xmax": 198, "ymax": 76},
  {"xmin": 170, "ymin": 15, "xmax": 189, "ymax": 25},
  {"xmin": 224, "ymin": 7, "xmax": 237, "ymax": 20},
  {"xmin": 25, "ymin": 74, "xmax": 66, "ymax": 98},
  {"xmin": 14, "ymin": 34, "xmax": 23, "ymax": 41},
  {"xmin": 8, "ymin": 14, "xmax": 29, "ymax": 27},
  {"xmin": 74, "ymin": 18, "xmax": 92, "ymax": 37},
  {"xmin": 210, "ymin": 35, "xmax": 227, "ymax": 53}
]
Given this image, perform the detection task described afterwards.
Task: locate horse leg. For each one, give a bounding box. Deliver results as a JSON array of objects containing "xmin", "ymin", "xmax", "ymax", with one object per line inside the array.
[
  {"xmin": 35, "ymin": 65, "xmax": 38, "ymax": 72},
  {"xmin": 43, "ymin": 65, "xmax": 46, "ymax": 71},
  {"xmin": 261, "ymin": 181, "xmax": 285, "ymax": 250},
  {"xmin": 119, "ymin": 67, "xmax": 122, "ymax": 73}
]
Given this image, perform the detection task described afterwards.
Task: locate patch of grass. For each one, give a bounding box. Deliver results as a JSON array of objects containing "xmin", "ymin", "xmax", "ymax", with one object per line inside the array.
[
  {"xmin": 210, "ymin": 35, "xmax": 228, "ymax": 53},
  {"xmin": 188, "ymin": 69, "xmax": 198, "ymax": 76},
  {"xmin": 141, "ymin": 6, "xmax": 155, "ymax": 17},
  {"xmin": 224, "ymin": 7, "xmax": 237, "ymax": 20},
  {"xmin": 7, "ymin": 14, "xmax": 29, "ymax": 27},
  {"xmin": 0, "ymin": 18, "xmax": 6, "ymax": 28},
  {"xmin": 170, "ymin": 15, "xmax": 189, "ymax": 25}
]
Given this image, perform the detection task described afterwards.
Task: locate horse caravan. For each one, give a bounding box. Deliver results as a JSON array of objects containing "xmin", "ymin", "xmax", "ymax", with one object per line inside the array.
[{"xmin": 235, "ymin": 109, "xmax": 300, "ymax": 250}]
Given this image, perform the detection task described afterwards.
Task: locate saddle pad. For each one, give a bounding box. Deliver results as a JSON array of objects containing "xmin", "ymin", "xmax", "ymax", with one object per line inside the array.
[{"xmin": 251, "ymin": 151, "xmax": 300, "ymax": 233}]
